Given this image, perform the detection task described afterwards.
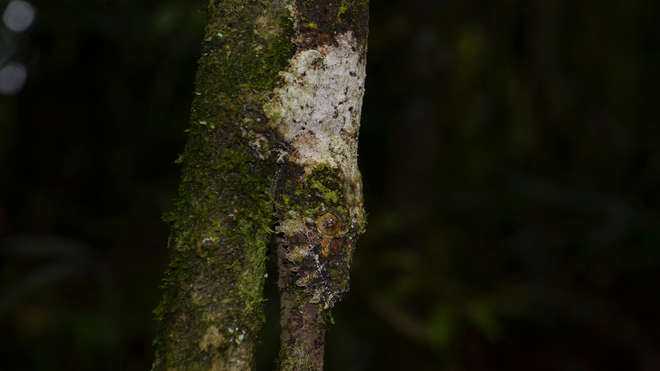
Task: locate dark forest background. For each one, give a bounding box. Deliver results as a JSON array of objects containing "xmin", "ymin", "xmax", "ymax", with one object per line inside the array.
[{"xmin": 2, "ymin": 0, "xmax": 660, "ymax": 370}]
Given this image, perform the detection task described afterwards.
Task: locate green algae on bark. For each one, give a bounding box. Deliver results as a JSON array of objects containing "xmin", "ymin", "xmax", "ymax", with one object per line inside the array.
[
  {"xmin": 152, "ymin": 1, "xmax": 294, "ymax": 370},
  {"xmin": 153, "ymin": 0, "xmax": 368, "ymax": 369}
]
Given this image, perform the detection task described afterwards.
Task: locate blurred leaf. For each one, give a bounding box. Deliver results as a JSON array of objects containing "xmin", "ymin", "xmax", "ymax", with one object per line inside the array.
[{"xmin": 429, "ymin": 306, "xmax": 454, "ymax": 349}]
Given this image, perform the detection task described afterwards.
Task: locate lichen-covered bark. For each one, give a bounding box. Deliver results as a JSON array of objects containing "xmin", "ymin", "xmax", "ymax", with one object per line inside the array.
[
  {"xmin": 153, "ymin": 0, "xmax": 368, "ymax": 369},
  {"xmin": 269, "ymin": 1, "xmax": 369, "ymax": 369},
  {"xmin": 152, "ymin": 1, "xmax": 294, "ymax": 370}
]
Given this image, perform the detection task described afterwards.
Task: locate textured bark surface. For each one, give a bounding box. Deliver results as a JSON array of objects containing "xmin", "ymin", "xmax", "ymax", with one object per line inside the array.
[
  {"xmin": 153, "ymin": 0, "xmax": 368, "ymax": 369},
  {"xmin": 278, "ymin": 252, "xmax": 327, "ymax": 369},
  {"xmin": 271, "ymin": 1, "xmax": 369, "ymax": 369},
  {"xmin": 151, "ymin": 1, "xmax": 294, "ymax": 370}
]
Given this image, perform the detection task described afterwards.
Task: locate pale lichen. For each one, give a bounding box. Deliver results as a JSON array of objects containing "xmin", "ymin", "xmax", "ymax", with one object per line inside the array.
[
  {"xmin": 264, "ymin": 31, "xmax": 366, "ymax": 234},
  {"xmin": 263, "ymin": 30, "xmax": 365, "ymax": 179}
]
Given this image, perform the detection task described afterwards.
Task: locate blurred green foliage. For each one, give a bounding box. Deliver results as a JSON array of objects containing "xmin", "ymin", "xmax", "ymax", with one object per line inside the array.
[{"xmin": 1, "ymin": 0, "xmax": 660, "ymax": 370}]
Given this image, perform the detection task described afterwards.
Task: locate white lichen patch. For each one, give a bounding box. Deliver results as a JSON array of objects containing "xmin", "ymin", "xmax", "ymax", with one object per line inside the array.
[
  {"xmin": 264, "ymin": 31, "xmax": 366, "ymax": 190},
  {"xmin": 201, "ymin": 236, "xmax": 217, "ymax": 244}
]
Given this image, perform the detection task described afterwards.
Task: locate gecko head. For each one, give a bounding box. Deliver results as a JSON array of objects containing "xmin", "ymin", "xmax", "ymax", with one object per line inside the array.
[{"xmin": 317, "ymin": 212, "xmax": 341, "ymax": 237}]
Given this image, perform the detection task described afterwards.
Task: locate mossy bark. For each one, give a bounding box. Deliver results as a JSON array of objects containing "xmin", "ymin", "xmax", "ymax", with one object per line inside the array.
[
  {"xmin": 152, "ymin": 0, "xmax": 368, "ymax": 370},
  {"xmin": 271, "ymin": 1, "xmax": 369, "ymax": 370},
  {"xmin": 151, "ymin": 1, "xmax": 294, "ymax": 370}
]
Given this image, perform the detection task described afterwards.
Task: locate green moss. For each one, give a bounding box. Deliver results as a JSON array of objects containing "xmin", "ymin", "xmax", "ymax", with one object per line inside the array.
[
  {"xmin": 196, "ymin": 2, "xmax": 295, "ymax": 100},
  {"xmin": 276, "ymin": 164, "xmax": 348, "ymax": 227},
  {"xmin": 303, "ymin": 165, "xmax": 343, "ymax": 206},
  {"xmin": 152, "ymin": 1, "xmax": 296, "ymax": 370},
  {"xmin": 337, "ymin": 6, "xmax": 348, "ymax": 20},
  {"xmin": 281, "ymin": 193, "xmax": 291, "ymax": 208},
  {"xmin": 310, "ymin": 179, "xmax": 339, "ymax": 203},
  {"xmin": 155, "ymin": 0, "xmax": 369, "ymax": 368}
]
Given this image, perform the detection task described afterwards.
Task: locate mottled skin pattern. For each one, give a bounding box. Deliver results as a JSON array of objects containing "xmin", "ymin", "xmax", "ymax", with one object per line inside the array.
[
  {"xmin": 275, "ymin": 164, "xmax": 365, "ymax": 370},
  {"xmin": 272, "ymin": 1, "xmax": 368, "ymax": 369},
  {"xmin": 152, "ymin": 0, "xmax": 368, "ymax": 370}
]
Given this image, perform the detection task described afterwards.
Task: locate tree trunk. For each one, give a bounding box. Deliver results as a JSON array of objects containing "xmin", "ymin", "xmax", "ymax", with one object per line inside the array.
[
  {"xmin": 271, "ymin": 2, "xmax": 369, "ymax": 366},
  {"xmin": 152, "ymin": 1, "xmax": 368, "ymax": 370}
]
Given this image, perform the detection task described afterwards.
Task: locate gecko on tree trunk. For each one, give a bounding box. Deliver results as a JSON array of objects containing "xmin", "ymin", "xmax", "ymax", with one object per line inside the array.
[{"xmin": 152, "ymin": 1, "xmax": 368, "ymax": 370}]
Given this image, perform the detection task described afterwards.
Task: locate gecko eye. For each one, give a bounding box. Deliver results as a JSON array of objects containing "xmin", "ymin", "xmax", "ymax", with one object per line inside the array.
[{"xmin": 317, "ymin": 213, "xmax": 340, "ymax": 237}]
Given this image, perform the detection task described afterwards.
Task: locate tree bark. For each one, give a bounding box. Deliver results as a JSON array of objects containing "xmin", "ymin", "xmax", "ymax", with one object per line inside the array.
[
  {"xmin": 271, "ymin": 1, "xmax": 369, "ymax": 369},
  {"xmin": 152, "ymin": 1, "xmax": 368, "ymax": 370}
]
